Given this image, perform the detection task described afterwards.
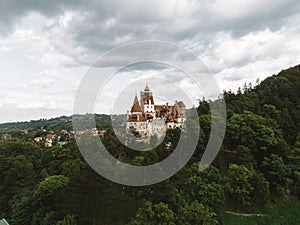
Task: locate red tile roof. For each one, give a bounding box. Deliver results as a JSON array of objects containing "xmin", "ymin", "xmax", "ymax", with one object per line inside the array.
[
  {"xmin": 46, "ymin": 134, "xmax": 56, "ymax": 140},
  {"xmin": 142, "ymin": 95, "xmax": 154, "ymax": 105},
  {"xmin": 131, "ymin": 95, "xmax": 143, "ymax": 113},
  {"xmin": 128, "ymin": 114, "xmax": 146, "ymax": 122},
  {"xmin": 155, "ymin": 105, "xmax": 164, "ymax": 111},
  {"xmin": 166, "ymin": 114, "xmax": 175, "ymax": 122}
]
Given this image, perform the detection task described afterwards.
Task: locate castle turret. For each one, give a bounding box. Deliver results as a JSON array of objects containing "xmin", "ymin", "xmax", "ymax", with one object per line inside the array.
[
  {"xmin": 140, "ymin": 84, "xmax": 155, "ymax": 118},
  {"xmin": 144, "ymin": 83, "xmax": 150, "ymax": 92},
  {"xmin": 127, "ymin": 95, "xmax": 147, "ymax": 137},
  {"xmin": 131, "ymin": 95, "xmax": 142, "ymax": 114}
]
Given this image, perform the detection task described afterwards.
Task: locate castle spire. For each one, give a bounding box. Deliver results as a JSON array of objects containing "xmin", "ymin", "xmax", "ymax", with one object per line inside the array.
[
  {"xmin": 131, "ymin": 95, "xmax": 142, "ymax": 113},
  {"xmin": 144, "ymin": 83, "xmax": 150, "ymax": 92}
]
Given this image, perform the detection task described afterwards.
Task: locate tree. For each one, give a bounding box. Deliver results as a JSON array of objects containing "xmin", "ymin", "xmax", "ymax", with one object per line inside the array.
[
  {"xmin": 33, "ymin": 175, "xmax": 70, "ymax": 205},
  {"xmin": 287, "ymin": 147, "xmax": 300, "ymax": 197},
  {"xmin": 236, "ymin": 145, "xmax": 256, "ymax": 168},
  {"xmin": 226, "ymin": 111, "xmax": 282, "ymax": 160},
  {"xmin": 262, "ymin": 154, "xmax": 293, "ymax": 196},
  {"xmin": 10, "ymin": 189, "xmax": 34, "ymax": 225},
  {"xmin": 56, "ymin": 215, "xmax": 77, "ymax": 225},
  {"xmin": 0, "ymin": 155, "xmax": 36, "ymax": 217},
  {"xmin": 180, "ymin": 163, "xmax": 224, "ymax": 212},
  {"xmin": 32, "ymin": 175, "xmax": 70, "ymax": 225},
  {"xmin": 176, "ymin": 201, "xmax": 218, "ymax": 225},
  {"xmin": 127, "ymin": 201, "xmax": 175, "ymax": 225},
  {"xmin": 226, "ymin": 164, "xmax": 254, "ymax": 209},
  {"xmin": 225, "ymin": 164, "xmax": 269, "ymax": 209},
  {"xmin": 295, "ymin": 133, "xmax": 300, "ymax": 148}
]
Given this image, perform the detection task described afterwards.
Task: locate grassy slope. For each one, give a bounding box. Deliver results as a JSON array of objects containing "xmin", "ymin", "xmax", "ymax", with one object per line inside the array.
[{"xmin": 223, "ymin": 201, "xmax": 300, "ymax": 225}]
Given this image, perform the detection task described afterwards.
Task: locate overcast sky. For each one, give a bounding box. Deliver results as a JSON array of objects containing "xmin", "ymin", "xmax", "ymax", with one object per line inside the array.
[{"xmin": 1, "ymin": 0, "xmax": 300, "ymax": 122}]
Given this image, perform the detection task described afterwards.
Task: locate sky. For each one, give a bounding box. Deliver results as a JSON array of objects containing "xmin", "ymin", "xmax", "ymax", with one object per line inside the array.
[{"xmin": 1, "ymin": 0, "xmax": 300, "ymax": 122}]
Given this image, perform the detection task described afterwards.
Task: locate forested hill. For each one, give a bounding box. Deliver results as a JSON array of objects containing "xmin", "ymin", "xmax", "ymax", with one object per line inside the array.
[
  {"xmin": 1, "ymin": 65, "xmax": 300, "ymax": 225},
  {"xmin": 223, "ymin": 64, "xmax": 300, "ymax": 144},
  {"xmin": 0, "ymin": 114, "xmax": 111, "ymax": 133},
  {"xmin": 0, "ymin": 116, "xmax": 73, "ymax": 132}
]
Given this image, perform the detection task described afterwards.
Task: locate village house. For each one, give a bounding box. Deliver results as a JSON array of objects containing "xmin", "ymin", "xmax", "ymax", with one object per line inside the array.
[
  {"xmin": 20, "ymin": 129, "xmax": 28, "ymax": 135},
  {"xmin": 1, "ymin": 134, "xmax": 12, "ymax": 140}
]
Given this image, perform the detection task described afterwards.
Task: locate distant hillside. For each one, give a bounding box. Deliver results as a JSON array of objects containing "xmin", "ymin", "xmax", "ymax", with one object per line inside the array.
[
  {"xmin": 0, "ymin": 116, "xmax": 72, "ymax": 132},
  {"xmin": 256, "ymin": 65, "xmax": 300, "ymax": 143},
  {"xmin": 0, "ymin": 114, "xmax": 112, "ymax": 133}
]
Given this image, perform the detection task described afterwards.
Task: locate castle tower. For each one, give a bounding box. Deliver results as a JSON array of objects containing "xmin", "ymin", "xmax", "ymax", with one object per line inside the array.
[
  {"xmin": 131, "ymin": 95, "xmax": 143, "ymax": 114},
  {"xmin": 140, "ymin": 84, "xmax": 155, "ymax": 119},
  {"xmin": 127, "ymin": 94, "xmax": 147, "ymax": 137}
]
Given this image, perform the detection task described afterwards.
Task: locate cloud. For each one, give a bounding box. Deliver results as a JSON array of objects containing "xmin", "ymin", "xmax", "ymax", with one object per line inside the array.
[
  {"xmin": 0, "ymin": 104, "xmax": 70, "ymax": 123},
  {"xmin": 1, "ymin": 0, "xmax": 300, "ymax": 121},
  {"xmin": 2, "ymin": 0, "xmax": 300, "ymax": 64}
]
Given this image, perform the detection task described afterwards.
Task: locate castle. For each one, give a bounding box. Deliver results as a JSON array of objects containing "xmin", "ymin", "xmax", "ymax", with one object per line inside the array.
[{"xmin": 126, "ymin": 84, "xmax": 186, "ymax": 139}]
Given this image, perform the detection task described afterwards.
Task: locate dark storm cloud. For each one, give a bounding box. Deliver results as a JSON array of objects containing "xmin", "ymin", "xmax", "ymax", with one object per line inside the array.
[
  {"xmin": 1, "ymin": 0, "xmax": 300, "ymax": 90},
  {"xmin": 2, "ymin": 0, "xmax": 300, "ymax": 51},
  {"xmin": 59, "ymin": 0, "xmax": 300, "ymax": 64}
]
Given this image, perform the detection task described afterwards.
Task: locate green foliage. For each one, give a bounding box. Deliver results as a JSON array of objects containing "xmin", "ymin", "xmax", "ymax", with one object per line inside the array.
[
  {"xmin": 10, "ymin": 189, "xmax": 34, "ymax": 225},
  {"xmin": 180, "ymin": 163, "xmax": 225, "ymax": 211},
  {"xmin": 33, "ymin": 175, "xmax": 69, "ymax": 204},
  {"xmin": 176, "ymin": 201, "xmax": 219, "ymax": 225},
  {"xmin": 56, "ymin": 215, "xmax": 77, "ymax": 225},
  {"xmin": 127, "ymin": 201, "xmax": 176, "ymax": 225},
  {"xmin": 226, "ymin": 164, "xmax": 254, "ymax": 208},
  {"xmin": 225, "ymin": 164, "xmax": 269, "ymax": 210},
  {"xmin": 226, "ymin": 111, "xmax": 280, "ymax": 151},
  {"xmin": 32, "ymin": 210, "xmax": 57, "ymax": 225},
  {"xmin": 1, "ymin": 65, "xmax": 300, "ymax": 224},
  {"xmin": 262, "ymin": 154, "xmax": 293, "ymax": 195}
]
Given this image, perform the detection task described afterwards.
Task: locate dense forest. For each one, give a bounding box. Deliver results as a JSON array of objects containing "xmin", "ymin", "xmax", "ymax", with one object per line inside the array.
[{"xmin": 1, "ymin": 65, "xmax": 300, "ymax": 224}]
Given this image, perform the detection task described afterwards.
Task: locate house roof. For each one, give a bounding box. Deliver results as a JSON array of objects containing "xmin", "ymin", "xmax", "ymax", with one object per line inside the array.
[
  {"xmin": 155, "ymin": 105, "xmax": 164, "ymax": 111},
  {"xmin": 131, "ymin": 95, "xmax": 143, "ymax": 113},
  {"xmin": 155, "ymin": 104, "xmax": 174, "ymax": 112},
  {"xmin": 0, "ymin": 219, "xmax": 9, "ymax": 225},
  {"xmin": 46, "ymin": 134, "xmax": 56, "ymax": 140},
  {"xmin": 166, "ymin": 114, "xmax": 175, "ymax": 122},
  {"xmin": 128, "ymin": 114, "xmax": 146, "ymax": 122}
]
